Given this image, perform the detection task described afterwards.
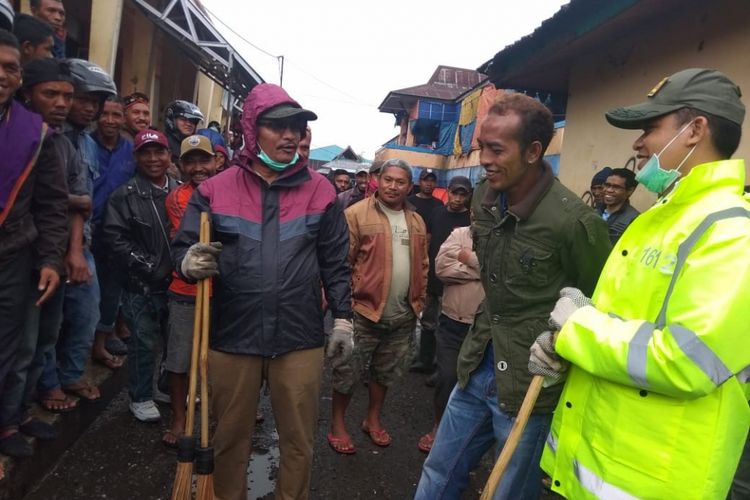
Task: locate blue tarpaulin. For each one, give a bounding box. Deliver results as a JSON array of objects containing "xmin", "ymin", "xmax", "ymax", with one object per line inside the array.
[
  {"xmin": 434, "ymin": 121, "xmax": 457, "ymax": 155},
  {"xmin": 459, "ymin": 121, "xmax": 476, "ymax": 154},
  {"xmin": 417, "ymin": 100, "xmax": 459, "ymax": 122}
]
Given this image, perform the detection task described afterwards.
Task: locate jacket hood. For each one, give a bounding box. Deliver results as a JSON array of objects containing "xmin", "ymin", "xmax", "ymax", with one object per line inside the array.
[{"xmin": 233, "ymin": 83, "xmax": 308, "ymax": 177}]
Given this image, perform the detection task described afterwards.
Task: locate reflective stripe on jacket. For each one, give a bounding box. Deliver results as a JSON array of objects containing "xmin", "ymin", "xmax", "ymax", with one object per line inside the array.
[{"xmin": 543, "ymin": 159, "xmax": 750, "ymax": 499}]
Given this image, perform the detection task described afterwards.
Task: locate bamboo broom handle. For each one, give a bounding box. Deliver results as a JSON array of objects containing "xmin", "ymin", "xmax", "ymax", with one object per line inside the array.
[
  {"xmin": 480, "ymin": 375, "xmax": 544, "ymax": 500},
  {"xmin": 198, "ymin": 213, "xmax": 211, "ymax": 449}
]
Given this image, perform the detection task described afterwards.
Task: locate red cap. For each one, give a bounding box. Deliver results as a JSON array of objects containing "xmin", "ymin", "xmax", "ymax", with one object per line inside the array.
[{"xmin": 134, "ymin": 129, "xmax": 169, "ymax": 151}]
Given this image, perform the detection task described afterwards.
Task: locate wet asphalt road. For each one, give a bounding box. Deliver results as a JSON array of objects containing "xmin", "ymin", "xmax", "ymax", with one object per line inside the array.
[{"xmin": 21, "ymin": 361, "xmax": 498, "ymax": 500}]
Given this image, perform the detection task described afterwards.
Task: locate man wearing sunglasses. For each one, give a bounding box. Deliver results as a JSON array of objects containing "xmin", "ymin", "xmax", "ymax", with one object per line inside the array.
[
  {"xmin": 600, "ymin": 167, "xmax": 640, "ymax": 244},
  {"xmin": 173, "ymin": 83, "xmax": 351, "ymax": 500}
]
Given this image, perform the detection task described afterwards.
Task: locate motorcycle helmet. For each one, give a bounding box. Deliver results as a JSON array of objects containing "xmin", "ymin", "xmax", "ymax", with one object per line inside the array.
[
  {"xmin": 0, "ymin": 0, "xmax": 13, "ymax": 31},
  {"xmin": 165, "ymin": 100, "xmax": 204, "ymax": 136},
  {"xmin": 65, "ymin": 58, "xmax": 117, "ymax": 98}
]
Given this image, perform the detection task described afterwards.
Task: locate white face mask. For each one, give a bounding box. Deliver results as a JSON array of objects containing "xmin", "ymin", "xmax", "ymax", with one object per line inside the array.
[{"xmin": 635, "ymin": 120, "xmax": 697, "ymax": 194}]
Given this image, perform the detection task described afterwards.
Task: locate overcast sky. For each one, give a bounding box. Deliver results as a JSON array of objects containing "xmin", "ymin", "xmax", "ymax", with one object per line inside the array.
[{"xmin": 202, "ymin": 0, "xmax": 568, "ymax": 159}]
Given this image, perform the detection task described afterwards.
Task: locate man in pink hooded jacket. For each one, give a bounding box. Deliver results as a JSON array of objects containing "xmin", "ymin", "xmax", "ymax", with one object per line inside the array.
[{"xmin": 173, "ymin": 84, "xmax": 352, "ymax": 500}]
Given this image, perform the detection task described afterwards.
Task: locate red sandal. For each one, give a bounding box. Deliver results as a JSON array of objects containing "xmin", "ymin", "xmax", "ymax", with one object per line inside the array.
[
  {"xmin": 327, "ymin": 433, "xmax": 356, "ymax": 454},
  {"xmin": 361, "ymin": 421, "xmax": 391, "ymax": 447}
]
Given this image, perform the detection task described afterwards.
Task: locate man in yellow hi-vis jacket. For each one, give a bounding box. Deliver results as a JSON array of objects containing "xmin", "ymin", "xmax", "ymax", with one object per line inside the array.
[{"xmin": 529, "ymin": 68, "xmax": 750, "ymax": 499}]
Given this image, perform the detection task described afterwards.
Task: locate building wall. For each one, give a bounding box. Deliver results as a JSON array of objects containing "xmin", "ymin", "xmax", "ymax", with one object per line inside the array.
[
  {"xmin": 194, "ymin": 72, "xmax": 227, "ymax": 127},
  {"xmin": 117, "ymin": 3, "xmax": 156, "ymax": 97},
  {"xmin": 375, "ymin": 148, "xmax": 446, "ymax": 169},
  {"xmin": 559, "ymin": 0, "xmax": 750, "ymax": 210}
]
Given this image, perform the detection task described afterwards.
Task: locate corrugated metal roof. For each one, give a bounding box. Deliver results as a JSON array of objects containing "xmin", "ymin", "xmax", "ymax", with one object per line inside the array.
[
  {"xmin": 323, "ymin": 159, "xmax": 371, "ymax": 173},
  {"xmin": 379, "ymin": 66, "xmax": 487, "ymax": 113},
  {"xmin": 477, "ymin": 0, "xmax": 662, "ymax": 92},
  {"xmin": 310, "ymin": 145, "xmax": 344, "ymax": 162}
]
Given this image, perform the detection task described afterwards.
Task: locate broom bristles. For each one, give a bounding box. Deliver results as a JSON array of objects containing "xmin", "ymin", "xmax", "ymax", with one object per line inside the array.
[
  {"xmin": 170, "ymin": 462, "xmax": 194, "ymax": 500},
  {"xmin": 195, "ymin": 474, "xmax": 214, "ymax": 500}
]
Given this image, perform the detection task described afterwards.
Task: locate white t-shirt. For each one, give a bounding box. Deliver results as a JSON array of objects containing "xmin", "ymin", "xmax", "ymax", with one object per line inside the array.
[{"xmin": 378, "ymin": 200, "xmax": 411, "ymax": 320}]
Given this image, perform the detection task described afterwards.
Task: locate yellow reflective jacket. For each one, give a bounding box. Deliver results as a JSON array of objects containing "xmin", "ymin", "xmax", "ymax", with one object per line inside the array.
[{"xmin": 542, "ymin": 159, "xmax": 750, "ymax": 499}]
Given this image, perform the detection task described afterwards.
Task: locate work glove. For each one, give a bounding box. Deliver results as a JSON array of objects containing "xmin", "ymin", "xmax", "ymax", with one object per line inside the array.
[
  {"xmin": 549, "ymin": 287, "xmax": 593, "ymax": 330},
  {"xmin": 326, "ymin": 318, "xmax": 354, "ymax": 367},
  {"xmin": 528, "ymin": 331, "xmax": 569, "ymax": 385},
  {"xmin": 181, "ymin": 242, "xmax": 223, "ymax": 280}
]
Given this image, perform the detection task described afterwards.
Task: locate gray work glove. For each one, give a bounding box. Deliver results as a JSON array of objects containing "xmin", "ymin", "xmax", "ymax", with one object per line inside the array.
[
  {"xmin": 181, "ymin": 242, "xmax": 223, "ymax": 280},
  {"xmin": 529, "ymin": 331, "xmax": 569, "ymax": 385},
  {"xmin": 327, "ymin": 318, "xmax": 354, "ymax": 367},
  {"xmin": 549, "ymin": 287, "xmax": 593, "ymax": 330}
]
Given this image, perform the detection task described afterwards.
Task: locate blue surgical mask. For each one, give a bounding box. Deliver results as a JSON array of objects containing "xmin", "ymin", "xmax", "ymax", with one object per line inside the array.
[
  {"xmin": 257, "ymin": 145, "xmax": 299, "ymax": 171},
  {"xmin": 636, "ymin": 121, "xmax": 697, "ymax": 194}
]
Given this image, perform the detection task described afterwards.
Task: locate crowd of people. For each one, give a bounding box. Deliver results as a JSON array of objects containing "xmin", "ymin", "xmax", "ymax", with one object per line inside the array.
[
  {"xmin": 0, "ymin": 0, "xmax": 242, "ymax": 471},
  {"xmin": 2, "ymin": 2, "xmax": 750, "ymax": 500}
]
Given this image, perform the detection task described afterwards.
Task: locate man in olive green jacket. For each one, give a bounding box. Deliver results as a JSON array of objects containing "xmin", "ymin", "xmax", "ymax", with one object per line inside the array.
[{"xmin": 416, "ymin": 93, "xmax": 610, "ymax": 499}]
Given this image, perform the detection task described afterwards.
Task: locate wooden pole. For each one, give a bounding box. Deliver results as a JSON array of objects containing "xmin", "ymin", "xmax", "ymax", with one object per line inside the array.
[{"xmin": 480, "ymin": 375, "xmax": 545, "ymax": 500}]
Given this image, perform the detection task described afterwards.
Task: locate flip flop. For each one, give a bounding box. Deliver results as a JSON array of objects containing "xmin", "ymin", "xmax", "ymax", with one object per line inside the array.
[
  {"xmin": 105, "ymin": 336, "xmax": 128, "ymax": 356},
  {"xmin": 418, "ymin": 432, "xmax": 435, "ymax": 453},
  {"xmin": 327, "ymin": 433, "xmax": 356, "ymax": 454},
  {"xmin": 63, "ymin": 382, "xmax": 101, "ymax": 403},
  {"xmin": 93, "ymin": 354, "xmax": 124, "ymax": 370},
  {"xmin": 39, "ymin": 393, "xmax": 78, "ymax": 413},
  {"xmin": 361, "ymin": 421, "xmax": 391, "ymax": 447}
]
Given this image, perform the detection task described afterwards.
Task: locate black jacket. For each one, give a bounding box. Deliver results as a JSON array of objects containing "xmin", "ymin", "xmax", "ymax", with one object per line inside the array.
[
  {"xmin": 100, "ymin": 173, "xmax": 177, "ymax": 294},
  {"xmin": 0, "ymin": 135, "xmax": 68, "ymax": 274}
]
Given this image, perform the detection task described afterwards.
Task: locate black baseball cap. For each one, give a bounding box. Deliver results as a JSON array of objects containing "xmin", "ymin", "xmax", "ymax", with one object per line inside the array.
[
  {"xmin": 605, "ymin": 68, "xmax": 745, "ymax": 129},
  {"xmin": 260, "ymin": 103, "xmax": 317, "ymax": 121},
  {"xmin": 448, "ymin": 176, "xmax": 472, "ymax": 193},
  {"xmin": 419, "ymin": 168, "xmax": 437, "ymax": 180}
]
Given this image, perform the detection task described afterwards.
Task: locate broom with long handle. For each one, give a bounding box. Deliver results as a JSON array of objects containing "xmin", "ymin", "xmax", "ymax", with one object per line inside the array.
[
  {"xmin": 170, "ymin": 215, "xmax": 207, "ymax": 500},
  {"xmin": 480, "ymin": 374, "xmax": 544, "ymax": 500},
  {"xmin": 195, "ymin": 213, "xmax": 215, "ymax": 499}
]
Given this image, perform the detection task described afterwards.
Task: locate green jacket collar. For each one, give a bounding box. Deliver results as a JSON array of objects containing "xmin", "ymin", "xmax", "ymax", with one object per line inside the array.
[{"xmin": 480, "ymin": 162, "xmax": 555, "ymax": 221}]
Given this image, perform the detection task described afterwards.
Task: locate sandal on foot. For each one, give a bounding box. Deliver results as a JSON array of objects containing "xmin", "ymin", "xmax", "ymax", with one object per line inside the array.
[
  {"xmin": 39, "ymin": 393, "xmax": 78, "ymax": 413},
  {"xmin": 93, "ymin": 354, "xmax": 124, "ymax": 370},
  {"xmin": 19, "ymin": 418, "xmax": 57, "ymax": 441},
  {"xmin": 63, "ymin": 382, "xmax": 101, "ymax": 403},
  {"xmin": 418, "ymin": 432, "xmax": 435, "ymax": 453},
  {"xmin": 161, "ymin": 430, "xmax": 181, "ymax": 449},
  {"xmin": 361, "ymin": 422, "xmax": 391, "ymax": 447},
  {"xmin": 105, "ymin": 336, "xmax": 128, "ymax": 356},
  {"xmin": 327, "ymin": 433, "xmax": 356, "ymax": 454},
  {"xmin": 0, "ymin": 432, "xmax": 32, "ymax": 458}
]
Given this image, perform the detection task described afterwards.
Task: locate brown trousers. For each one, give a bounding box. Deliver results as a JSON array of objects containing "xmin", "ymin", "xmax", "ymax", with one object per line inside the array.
[{"xmin": 209, "ymin": 347, "xmax": 324, "ymax": 500}]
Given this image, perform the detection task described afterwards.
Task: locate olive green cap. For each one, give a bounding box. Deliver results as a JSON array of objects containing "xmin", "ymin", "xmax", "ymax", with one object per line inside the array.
[{"xmin": 605, "ymin": 68, "xmax": 744, "ymax": 129}]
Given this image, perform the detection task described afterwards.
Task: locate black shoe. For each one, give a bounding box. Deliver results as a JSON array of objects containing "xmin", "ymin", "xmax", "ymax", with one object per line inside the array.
[
  {"xmin": 425, "ymin": 372, "xmax": 438, "ymax": 388},
  {"xmin": 20, "ymin": 418, "xmax": 57, "ymax": 441},
  {"xmin": 0, "ymin": 432, "xmax": 33, "ymax": 457}
]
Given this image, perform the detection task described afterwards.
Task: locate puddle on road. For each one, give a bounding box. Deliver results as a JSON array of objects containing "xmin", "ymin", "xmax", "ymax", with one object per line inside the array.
[{"xmin": 246, "ymin": 428, "xmax": 280, "ymax": 499}]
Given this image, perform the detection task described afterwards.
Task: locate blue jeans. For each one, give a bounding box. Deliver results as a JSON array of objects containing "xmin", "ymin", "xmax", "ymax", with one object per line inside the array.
[
  {"xmin": 121, "ymin": 291, "xmax": 168, "ymax": 402},
  {"xmin": 0, "ymin": 280, "xmax": 65, "ymax": 429},
  {"xmin": 37, "ymin": 350, "xmax": 58, "ymax": 394},
  {"xmin": 415, "ymin": 349, "xmax": 551, "ymax": 500},
  {"xmin": 57, "ymin": 249, "xmax": 100, "ymax": 387}
]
